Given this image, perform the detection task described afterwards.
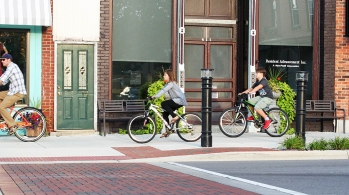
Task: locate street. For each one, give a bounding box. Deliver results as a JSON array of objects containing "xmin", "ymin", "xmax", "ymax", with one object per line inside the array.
[{"xmin": 181, "ymin": 160, "xmax": 349, "ymax": 195}]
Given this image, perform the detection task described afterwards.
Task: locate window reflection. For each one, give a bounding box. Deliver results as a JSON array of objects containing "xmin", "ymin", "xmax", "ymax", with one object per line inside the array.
[{"xmin": 112, "ymin": 61, "xmax": 170, "ymax": 100}]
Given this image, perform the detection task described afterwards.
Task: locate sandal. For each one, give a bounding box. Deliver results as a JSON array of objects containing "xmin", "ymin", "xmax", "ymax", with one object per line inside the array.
[
  {"xmin": 8, "ymin": 125, "xmax": 18, "ymax": 136},
  {"xmin": 160, "ymin": 129, "xmax": 172, "ymax": 138},
  {"xmin": 170, "ymin": 116, "xmax": 180, "ymax": 124}
]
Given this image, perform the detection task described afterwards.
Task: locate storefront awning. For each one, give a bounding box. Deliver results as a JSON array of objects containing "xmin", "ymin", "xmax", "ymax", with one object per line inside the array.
[{"xmin": 0, "ymin": 0, "xmax": 52, "ymax": 26}]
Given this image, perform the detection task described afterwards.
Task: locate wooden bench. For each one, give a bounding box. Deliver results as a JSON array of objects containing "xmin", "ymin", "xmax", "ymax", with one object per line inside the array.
[
  {"xmin": 97, "ymin": 99, "xmax": 146, "ymax": 136},
  {"xmin": 295, "ymin": 100, "xmax": 346, "ymax": 133}
]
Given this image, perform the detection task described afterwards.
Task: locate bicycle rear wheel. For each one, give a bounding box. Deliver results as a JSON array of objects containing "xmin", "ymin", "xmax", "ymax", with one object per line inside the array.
[
  {"xmin": 176, "ymin": 113, "xmax": 202, "ymax": 142},
  {"xmin": 219, "ymin": 108, "xmax": 247, "ymax": 137},
  {"xmin": 265, "ymin": 108, "xmax": 289, "ymax": 137},
  {"xmin": 127, "ymin": 115, "xmax": 156, "ymax": 143},
  {"xmin": 13, "ymin": 107, "xmax": 47, "ymax": 142}
]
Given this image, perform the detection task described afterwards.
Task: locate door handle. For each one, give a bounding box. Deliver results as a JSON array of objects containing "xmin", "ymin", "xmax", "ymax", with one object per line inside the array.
[{"xmin": 58, "ymin": 92, "xmax": 61, "ymax": 96}]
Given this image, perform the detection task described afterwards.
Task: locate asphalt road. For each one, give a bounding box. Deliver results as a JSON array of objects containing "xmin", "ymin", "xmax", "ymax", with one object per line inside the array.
[{"xmin": 180, "ymin": 159, "xmax": 349, "ymax": 195}]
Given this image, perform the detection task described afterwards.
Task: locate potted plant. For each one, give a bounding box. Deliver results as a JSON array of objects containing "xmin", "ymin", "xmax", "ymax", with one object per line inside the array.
[
  {"xmin": 266, "ymin": 67, "xmax": 286, "ymax": 99},
  {"xmin": 266, "ymin": 67, "xmax": 296, "ymax": 134}
]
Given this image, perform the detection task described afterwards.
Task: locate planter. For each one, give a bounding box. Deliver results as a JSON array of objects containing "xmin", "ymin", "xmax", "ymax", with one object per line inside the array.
[
  {"xmin": 26, "ymin": 125, "xmax": 42, "ymax": 137},
  {"xmin": 272, "ymin": 91, "xmax": 282, "ymax": 99}
]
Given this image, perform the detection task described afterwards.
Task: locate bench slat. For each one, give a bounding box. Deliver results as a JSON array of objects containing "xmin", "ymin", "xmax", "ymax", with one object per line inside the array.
[
  {"xmin": 97, "ymin": 99, "xmax": 146, "ymax": 136},
  {"xmin": 294, "ymin": 100, "xmax": 346, "ymax": 133}
]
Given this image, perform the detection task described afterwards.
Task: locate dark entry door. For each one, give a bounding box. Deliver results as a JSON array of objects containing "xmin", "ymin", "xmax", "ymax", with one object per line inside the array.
[
  {"xmin": 57, "ymin": 44, "xmax": 94, "ymax": 129},
  {"xmin": 184, "ymin": 41, "xmax": 236, "ymax": 112}
]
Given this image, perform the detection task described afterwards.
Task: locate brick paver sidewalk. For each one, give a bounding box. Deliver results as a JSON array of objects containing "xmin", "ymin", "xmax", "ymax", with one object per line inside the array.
[
  {"xmin": 0, "ymin": 163, "xmax": 259, "ymax": 195},
  {"xmin": 114, "ymin": 146, "xmax": 276, "ymax": 159},
  {"xmin": 0, "ymin": 146, "xmax": 276, "ymax": 163}
]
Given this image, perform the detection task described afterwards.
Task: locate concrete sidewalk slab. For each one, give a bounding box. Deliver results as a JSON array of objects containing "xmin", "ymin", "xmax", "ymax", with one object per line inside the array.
[{"xmin": 0, "ymin": 131, "xmax": 348, "ymax": 163}]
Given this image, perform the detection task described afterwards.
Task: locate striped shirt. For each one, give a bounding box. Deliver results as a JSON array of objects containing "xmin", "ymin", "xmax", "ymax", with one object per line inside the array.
[{"xmin": 0, "ymin": 62, "xmax": 27, "ymax": 95}]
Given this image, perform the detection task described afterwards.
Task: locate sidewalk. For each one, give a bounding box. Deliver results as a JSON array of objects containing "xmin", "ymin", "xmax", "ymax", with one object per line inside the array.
[
  {"xmin": 0, "ymin": 130, "xmax": 348, "ymax": 163},
  {"xmin": 0, "ymin": 131, "xmax": 348, "ymax": 195}
]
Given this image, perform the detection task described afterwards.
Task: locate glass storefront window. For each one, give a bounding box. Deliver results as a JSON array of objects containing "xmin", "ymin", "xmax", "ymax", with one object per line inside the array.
[
  {"xmin": 259, "ymin": 0, "xmax": 313, "ymax": 99},
  {"xmin": 112, "ymin": 0, "xmax": 172, "ymax": 99},
  {"xmin": 0, "ymin": 30, "xmax": 28, "ymax": 104}
]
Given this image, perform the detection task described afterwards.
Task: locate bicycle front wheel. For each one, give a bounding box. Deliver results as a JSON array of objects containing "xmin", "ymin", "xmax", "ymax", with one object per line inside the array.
[
  {"xmin": 176, "ymin": 113, "xmax": 202, "ymax": 142},
  {"xmin": 13, "ymin": 107, "xmax": 47, "ymax": 142},
  {"xmin": 265, "ymin": 108, "xmax": 289, "ymax": 137},
  {"xmin": 219, "ymin": 108, "xmax": 247, "ymax": 137},
  {"xmin": 127, "ymin": 115, "xmax": 156, "ymax": 143}
]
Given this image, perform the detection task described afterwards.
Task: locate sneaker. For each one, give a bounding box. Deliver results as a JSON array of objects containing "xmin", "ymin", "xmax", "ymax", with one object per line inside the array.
[
  {"xmin": 246, "ymin": 116, "xmax": 254, "ymax": 122},
  {"xmin": 263, "ymin": 119, "xmax": 272, "ymax": 130},
  {"xmin": 8, "ymin": 125, "xmax": 18, "ymax": 135}
]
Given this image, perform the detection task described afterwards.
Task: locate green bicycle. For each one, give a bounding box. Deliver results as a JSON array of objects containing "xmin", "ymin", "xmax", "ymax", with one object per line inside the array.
[{"xmin": 219, "ymin": 94, "xmax": 290, "ymax": 137}]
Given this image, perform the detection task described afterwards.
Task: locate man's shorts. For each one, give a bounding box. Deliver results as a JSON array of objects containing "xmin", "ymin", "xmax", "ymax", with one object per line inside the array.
[{"xmin": 248, "ymin": 96, "xmax": 273, "ymax": 110}]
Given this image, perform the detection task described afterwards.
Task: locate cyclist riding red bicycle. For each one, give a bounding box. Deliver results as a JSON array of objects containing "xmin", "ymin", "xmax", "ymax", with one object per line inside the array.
[
  {"xmin": 0, "ymin": 54, "xmax": 27, "ymax": 135},
  {"xmin": 239, "ymin": 67, "xmax": 273, "ymax": 132}
]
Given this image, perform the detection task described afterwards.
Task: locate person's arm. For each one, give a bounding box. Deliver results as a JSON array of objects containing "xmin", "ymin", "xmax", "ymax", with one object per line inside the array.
[
  {"xmin": 152, "ymin": 82, "xmax": 174, "ymax": 99},
  {"xmin": 239, "ymin": 81, "xmax": 259, "ymax": 95},
  {"xmin": 249, "ymin": 84, "xmax": 263, "ymax": 94},
  {"xmin": 3, "ymin": 44, "xmax": 8, "ymax": 54},
  {"xmin": 239, "ymin": 88, "xmax": 252, "ymax": 95}
]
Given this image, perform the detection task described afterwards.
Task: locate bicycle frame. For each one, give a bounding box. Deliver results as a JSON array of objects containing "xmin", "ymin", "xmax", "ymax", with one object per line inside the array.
[
  {"xmin": 147, "ymin": 103, "xmax": 183, "ymax": 130},
  {"xmin": 238, "ymin": 95, "xmax": 272, "ymax": 122},
  {"xmin": 0, "ymin": 106, "xmax": 32, "ymax": 130}
]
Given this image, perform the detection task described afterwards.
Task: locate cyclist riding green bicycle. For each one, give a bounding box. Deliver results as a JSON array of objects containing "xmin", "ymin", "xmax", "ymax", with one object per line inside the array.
[{"xmin": 239, "ymin": 67, "xmax": 273, "ymax": 132}]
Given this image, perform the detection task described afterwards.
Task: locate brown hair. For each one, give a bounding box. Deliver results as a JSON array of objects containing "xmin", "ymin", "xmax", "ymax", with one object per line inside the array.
[
  {"xmin": 256, "ymin": 67, "xmax": 267, "ymax": 77},
  {"xmin": 164, "ymin": 69, "xmax": 177, "ymax": 82}
]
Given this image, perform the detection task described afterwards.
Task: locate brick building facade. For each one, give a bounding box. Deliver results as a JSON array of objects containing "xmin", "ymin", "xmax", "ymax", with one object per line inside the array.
[
  {"xmin": 335, "ymin": 0, "xmax": 349, "ymax": 124},
  {"xmin": 40, "ymin": 0, "xmax": 348, "ymax": 133}
]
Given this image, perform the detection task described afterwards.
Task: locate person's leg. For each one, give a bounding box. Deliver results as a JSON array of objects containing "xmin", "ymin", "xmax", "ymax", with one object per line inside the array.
[
  {"xmin": 0, "ymin": 91, "xmax": 8, "ymax": 100},
  {"xmin": 160, "ymin": 100, "xmax": 182, "ymax": 138},
  {"xmin": 0, "ymin": 91, "xmax": 8, "ymax": 119},
  {"xmin": 161, "ymin": 100, "xmax": 173, "ymax": 124},
  {"xmin": 0, "ymin": 93, "xmax": 24, "ymax": 127},
  {"xmin": 246, "ymin": 96, "xmax": 261, "ymax": 121},
  {"xmin": 254, "ymin": 97, "xmax": 273, "ymax": 129}
]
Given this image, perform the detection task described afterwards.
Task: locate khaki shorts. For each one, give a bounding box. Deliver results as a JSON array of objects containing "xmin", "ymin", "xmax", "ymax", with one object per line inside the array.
[{"xmin": 248, "ymin": 96, "xmax": 273, "ymax": 110}]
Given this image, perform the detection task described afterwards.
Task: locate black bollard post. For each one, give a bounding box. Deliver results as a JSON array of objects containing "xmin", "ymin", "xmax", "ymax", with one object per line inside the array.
[
  {"xmin": 295, "ymin": 71, "xmax": 308, "ymax": 143},
  {"xmin": 201, "ymin": 69, "xmax": 213, "ymax": 147}
]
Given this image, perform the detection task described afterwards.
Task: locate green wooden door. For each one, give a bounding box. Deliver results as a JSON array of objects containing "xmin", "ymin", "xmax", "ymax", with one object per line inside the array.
[{"xmin": 57, "ymin": 44, "xmax": 94, "ymax": 129}]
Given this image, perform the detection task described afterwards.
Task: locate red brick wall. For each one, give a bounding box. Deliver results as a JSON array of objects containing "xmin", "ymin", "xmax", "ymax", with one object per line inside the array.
[
  {"xmin": 335, "ymin": 0, "xmax": 349, "ymax": 120},
  {"xmin": 41, "ymin": 0, "xmax": 55, "ymax": 132},
  {"xmin": 98, "ymin": 0, "xmax": 111, "ymax": 100}
]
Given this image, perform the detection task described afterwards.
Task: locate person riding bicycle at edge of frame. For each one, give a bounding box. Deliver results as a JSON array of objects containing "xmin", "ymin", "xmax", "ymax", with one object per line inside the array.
[
  {"xmin": 239, "ymin": 67, "xmax": 273, "ymax": 132},
  {"xmin": 0, "ymin": 54, "xmax": 27, "ymax": 135},
  {"xmin": 152, "ymin": 69, "xmax": 188, "ymax": 138}
]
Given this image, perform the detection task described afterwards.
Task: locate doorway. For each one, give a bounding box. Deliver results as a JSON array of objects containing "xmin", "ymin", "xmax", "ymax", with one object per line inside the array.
[
  {"xmin": 57, "ymin": 44, "xmax": 94, "ymax": 129},
  {"xmin": 184, "ymin": 26, "xmax": 236, "ymax": 122}
]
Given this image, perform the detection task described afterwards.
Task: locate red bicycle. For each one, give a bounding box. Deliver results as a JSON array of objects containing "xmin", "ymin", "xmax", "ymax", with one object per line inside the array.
[{"xmin": 0, "ymin": 105, "xmax": 47, "ymax": 142}]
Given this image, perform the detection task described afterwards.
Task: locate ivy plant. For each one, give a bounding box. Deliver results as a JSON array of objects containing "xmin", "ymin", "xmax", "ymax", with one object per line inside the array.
[
  {"xmin": 276, "ymin": 81, "xmax": 296, "ymax": 134},
  {"xmin": 147, "ymin": 79, "xmax": 183, "ymax": 133}
]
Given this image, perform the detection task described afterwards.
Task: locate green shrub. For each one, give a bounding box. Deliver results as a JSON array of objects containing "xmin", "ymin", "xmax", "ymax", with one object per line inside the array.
[
  {"xmin": 280, "ymin": 136, "xmax": 305, "ymax": 150},
  {"xmin": 327, "ymin": 137, "xmax": 349, "ymax": 150},
  {"xmin": 118, "ymin": 128, "xmax": 127, "ymax": 134},
  {"xmin": 308, "ymin": 138, "xmax": 329, "ymax": 150},
  {"xmin": 287, "ymin": 127, "xmax": 295, "ymax": 135},
  {"xmin": 276, "ymin": 82, "xmax": 296, "ymax": 136},
  {"xmin": 138, "ymin": 82, "xmax": 151, "ymax": 99},
  {"xmin": 280, "ymin": 136, "xmax": 349, "ymax": 150}
]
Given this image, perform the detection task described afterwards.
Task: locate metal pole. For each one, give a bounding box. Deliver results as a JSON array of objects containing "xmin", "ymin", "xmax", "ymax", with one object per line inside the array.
[
  {"xmin": 201, "ymin": 69, "xmax": 213, "ymax": 147},
  {"xmin": 296, "ymin": 71, "xmax": 308, "ymax": 143}
]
